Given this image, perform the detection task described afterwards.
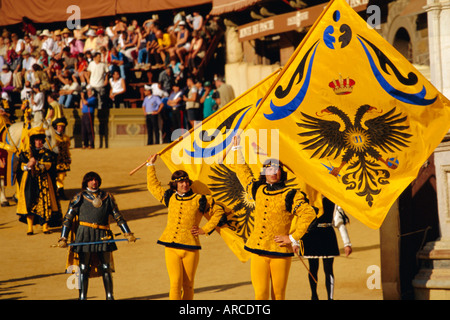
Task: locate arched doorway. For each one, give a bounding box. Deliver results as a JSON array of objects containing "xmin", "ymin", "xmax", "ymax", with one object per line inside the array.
[{"xmin": 393, "ymin": 27, "xmax": 413, "ymax": 62}]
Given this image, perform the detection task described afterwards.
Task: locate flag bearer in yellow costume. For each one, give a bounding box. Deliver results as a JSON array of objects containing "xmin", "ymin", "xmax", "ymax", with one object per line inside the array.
[
  {"xmin": 231, "ymin": 136, "xmax": 317, "ymax": 300},
  {"xmin": 146, "ymin": 153, "xmax": 226, "ymax": 300},
  {"xmin": 52, "ymin": 117, "xmax": 71, "ymax": 200},
  {"xmin": 16, "ymin": 126, "xmax": 62, "ymax": 235}
]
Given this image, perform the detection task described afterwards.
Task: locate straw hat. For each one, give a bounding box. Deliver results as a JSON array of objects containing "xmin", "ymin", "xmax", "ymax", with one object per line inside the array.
[
  {"xmin": 41, "ymin": 29, "xmax": 51, "ymax": 37},
  {"xmin": 61, "ymin": 28, "xmax": 71, "ymax": 34}
]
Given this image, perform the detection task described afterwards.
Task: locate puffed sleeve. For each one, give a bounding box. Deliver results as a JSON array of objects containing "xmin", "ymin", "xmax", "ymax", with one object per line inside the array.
[
  {"xmin": 199, "ymin": 195, "xmax": 226, "ymax": 235},
  {"xmin": 147, "ymin": 164, "xmax": 168, "ymax": 203},
  {"xmin": 334, "ymin": 205, "xmax": 351, "ymax": 247},
  {"xmin": 232, "ymin": 148, "xmax": 257, "ymax": 200},
  {"xmin": 289, "ymin": 190, "xmax": 317, "ymax": 242}
]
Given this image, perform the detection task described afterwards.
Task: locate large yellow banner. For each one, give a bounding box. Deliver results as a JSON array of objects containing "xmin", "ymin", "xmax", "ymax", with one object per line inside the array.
[
  {"xmin": 159, "ymin": 0, "xmax": 450, "ymax": 248},
  {"xmin": 241, "ymin": 0, "xmax": 450, "ymax": 229}
]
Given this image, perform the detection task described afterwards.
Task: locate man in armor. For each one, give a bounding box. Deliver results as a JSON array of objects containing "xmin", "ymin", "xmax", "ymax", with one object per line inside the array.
[{"xmin": 57, "ymin": 171, "xmax": 136, "ymax": 300}]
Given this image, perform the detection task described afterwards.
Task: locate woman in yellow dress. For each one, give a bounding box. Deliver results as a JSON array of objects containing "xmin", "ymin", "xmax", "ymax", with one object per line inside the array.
[
  {"xmin": 146, "ymin": 154, "xmax": 225, "ymax": 300},
  {"xmin": 232, "ymin": 136, "xmax": 317, "ymax": 300},
  {"xmin": 16, "ymin": 126, "xmax": 61, "ymax": 235}
]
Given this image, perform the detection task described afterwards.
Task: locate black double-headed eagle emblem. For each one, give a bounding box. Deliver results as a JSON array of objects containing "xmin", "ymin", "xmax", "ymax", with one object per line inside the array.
[{"xmin": 297, "ymin": 105, "xmax": 412, "ymax": 207}]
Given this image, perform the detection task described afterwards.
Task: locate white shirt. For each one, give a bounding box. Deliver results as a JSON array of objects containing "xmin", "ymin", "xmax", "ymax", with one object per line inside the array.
[
  {"xmin": 22, "ymin": 56, "xmax": 36, "ymax": 71},
  {"xmin": 1, "ymin": 71, "xmax": 12, "ymax": 86},
  {"xmin": 15, "ymin": 39, "xmax": 25, "ymax": 53},
  {"xmin": 61, "ymin": 82, "xmax": 81, "ymax": 95},
  {"xmin": 21, "ymin": 87, "xmax": 32, "ymax": 100},
  {"xmin": 41, "ymin": 37, "xmax": 55, "ymax": 56},
  {"xmin": 192, "ymin": 15, "xmax": 203, "ymax": 31},
  {"xmin": 109, "ymin": 78, "xmax": 125, "ymax": 94},
  {"xmin": 87, "ymin": 61, "xmax": 108, "ymax": 88},
  {"xmin": 333, "ymin": 205, "xmax": 352, "ymax": 247},
  {"xmin": 31, "ymin": 92, "xmax": 45, "ymax": 112}
]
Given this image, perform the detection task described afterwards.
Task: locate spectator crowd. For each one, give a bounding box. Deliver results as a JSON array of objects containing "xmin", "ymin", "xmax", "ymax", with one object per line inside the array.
[{"xmin": 0, "ymin": 9, "xmax": 236, "ymax": 146}]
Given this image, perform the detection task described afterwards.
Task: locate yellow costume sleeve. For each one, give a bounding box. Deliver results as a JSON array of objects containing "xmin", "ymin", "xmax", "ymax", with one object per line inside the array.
[
  {"xmin": 200, "ymin": 197, "xmax": 225, "ymax": 235},
  {"xmin": 146, "ymin": 164, "xmax": 167, "ymax": 204},
  {"xmin": 290, "ymin": 191, "xmax": 317, "ymax": 241},
  {"xmin": 0, "ymin": 141, "xmax": 17, "ymax": 153},
  {"xmin": 232, "ymin": 149, "xmax": 256, "ymax": 198}
]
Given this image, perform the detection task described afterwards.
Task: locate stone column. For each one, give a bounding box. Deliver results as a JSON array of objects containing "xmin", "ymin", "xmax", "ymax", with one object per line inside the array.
[
  {"xmin": 425, "ymin": 0, "xmax": 443, "ymax": 91},
  {"xmin": 439, "ymin": 1, "xmax": 450, "ymax": 98},
  {"xmin": 412, "ymin": 0, "xmax": 450, "ymax": 300},
  {"xmin": 412, "ymin": 133, "xmax": 450, "ymax": 299},
  {"xmin": 425, "ymin": 0, "xmax": 450, "ymax": 97}
]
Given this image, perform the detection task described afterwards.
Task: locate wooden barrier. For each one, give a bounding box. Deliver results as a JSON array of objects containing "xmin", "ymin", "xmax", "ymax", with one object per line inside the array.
[{"xmin": 65, "ymin": 108, "xmax": 148, "ymax": 148}]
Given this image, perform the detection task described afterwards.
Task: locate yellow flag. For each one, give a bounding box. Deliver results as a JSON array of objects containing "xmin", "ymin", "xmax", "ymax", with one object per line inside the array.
[
  {"xmin": 159, "ymin": 70, "xmax": 281, "ymax": 262},
  {"xmin": 240, "ymin": 0, "xmax": 450, "ymax": 229}
]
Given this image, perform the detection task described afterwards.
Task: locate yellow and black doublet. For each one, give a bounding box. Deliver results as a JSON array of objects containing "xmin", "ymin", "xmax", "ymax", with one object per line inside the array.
[
  {"xmin": 147, "ymin": 165, "xmax": 224, "ymax": 249},
  {"xmin": 54, "ymin": 130, "xmax": 71, "ymax": 173},
  {"xmin": 16, "ymin": 141, "xmax": 61, "ymax": 228},
  {"xmin": 233, "ymin": 150, "xmax": 317, "ymax": 300},
  {"xmin": 234, "ymin": 151, "xmax": 317, "ymax": 257},
  {"xmin": 53, "ymin": 120, "xmax": 71, "ymax": 196}
]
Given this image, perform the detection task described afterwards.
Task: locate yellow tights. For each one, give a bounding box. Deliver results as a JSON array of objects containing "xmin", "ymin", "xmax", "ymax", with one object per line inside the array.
[
  {"xmin": 56, "ymin": 172, "xmax": 66, "ymax": 190},
  {"xmin": 26, "ymin": 215, "xmax": 48, "ymax": 234},
  {"xmin": 164, "ymin": 247, "xmax": 200, "ymax": 300},
  {"xmin": 250, "ymin": 253, "xmax": 292, "ymax": 300}
]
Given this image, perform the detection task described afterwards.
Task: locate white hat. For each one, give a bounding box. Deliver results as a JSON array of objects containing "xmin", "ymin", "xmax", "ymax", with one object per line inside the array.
[
  {"xmin": 144, "ymin": 85, "xmax": 152, "ymax": 91},
  {"xmin": 41, "ymin": 29, "xmax": 51, "ymax": 37},
  {"xmin": 1, "ymin": 92, "xmax": 9, "ymax": 100},
  {"xmin": 86, "ymin": 29, "xmax": 96, "ymax": 37}
]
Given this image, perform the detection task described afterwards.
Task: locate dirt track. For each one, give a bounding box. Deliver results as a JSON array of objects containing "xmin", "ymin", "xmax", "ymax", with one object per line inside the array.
[{"xmin": 0, "ymin": 144, "xmax": 382, "ymax": 300}]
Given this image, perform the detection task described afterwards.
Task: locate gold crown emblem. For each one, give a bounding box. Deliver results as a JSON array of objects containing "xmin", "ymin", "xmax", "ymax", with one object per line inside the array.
[{"xmin": 329, "ymin": 75, "xmax": 355, "ymax": 95}]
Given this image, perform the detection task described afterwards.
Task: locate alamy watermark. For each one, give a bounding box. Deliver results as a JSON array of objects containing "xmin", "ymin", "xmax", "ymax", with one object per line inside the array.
[
  {"xmin": 366, "ymin": 265, "xmax": 381, "ymax": 290},
  {"xmin": 366, "ymin": 5, "xmax": 381, "ymax": 30},
  {"xmin": 66, "ymin": 5, "xmax": 81, "ymax": 30},
  {"xmin": 66, "ymin": 265, "xmax": 80, "ymax": 290}
]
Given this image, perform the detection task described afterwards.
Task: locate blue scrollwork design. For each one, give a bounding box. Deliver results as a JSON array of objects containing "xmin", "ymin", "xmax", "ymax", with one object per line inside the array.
[
  {"xmin": 264, "ymin": 41, "xmax": 320, "ymax": 121},
  {"xmin": 357, "ymin": 36, "xmax": 436, "ymax": 106},
  {"xmin": 185, "ymin": 107, "xmax": 251, "ymax": 158}
]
